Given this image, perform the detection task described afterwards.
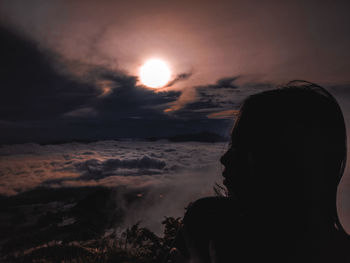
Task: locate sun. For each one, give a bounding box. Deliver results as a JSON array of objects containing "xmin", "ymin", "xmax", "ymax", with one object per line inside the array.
[{"xmin": 140, "ymin": 59, "xmax": 171, "ymax": 88}]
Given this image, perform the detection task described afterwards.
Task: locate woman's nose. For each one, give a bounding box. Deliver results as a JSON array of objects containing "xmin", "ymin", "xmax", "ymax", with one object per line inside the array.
[
  {"xmin": 220, "ymin": 149, "xmax": 231, "ymax": 166},
  {"xmin": 220, "ymin": 153, "xmax": 227, "ymax": 165}
]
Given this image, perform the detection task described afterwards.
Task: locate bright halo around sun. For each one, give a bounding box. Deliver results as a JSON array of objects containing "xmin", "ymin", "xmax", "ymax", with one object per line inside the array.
[{"xmin": 140, "ymin": 59, "xmax": 171, "ymax": 88}]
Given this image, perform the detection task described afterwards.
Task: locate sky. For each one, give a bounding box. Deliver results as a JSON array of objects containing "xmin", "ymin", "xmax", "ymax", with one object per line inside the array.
[{"xmin": 0, "ymin": 0, "xmax": 350, "ymax": 144}]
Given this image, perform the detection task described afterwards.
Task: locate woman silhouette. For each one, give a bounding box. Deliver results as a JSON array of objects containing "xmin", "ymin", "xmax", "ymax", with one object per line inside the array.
[{"xmin": 171, "ymin": 81, "xmax": 350, "ymax": 263}]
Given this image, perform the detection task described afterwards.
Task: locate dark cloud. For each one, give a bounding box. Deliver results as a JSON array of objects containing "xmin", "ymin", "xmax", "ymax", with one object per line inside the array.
[
  {"xmin": 0, "ymin": 26, "xmax": 182, "ymax": 122},
  {"xmin": 174, "ymin": 76, "xmax": 245, "ymax": 119},
  {"xmin": 0, "ymin": 27, "xmax": 209, "ymax": 143},
  {"xmin": 213, "ymin": 77, "xmax": 240, "ymax": 89},
  {"xmin": 0, "ymin": 26, "xmax": 234, "ymax": 144},
  {"xmin": 88, "ymin": 68, "xmax": 181, "ymax": 120},
  {"xmin": 165, "ymin": 72, "xmax": 193, "ymax": 88},
  {"xmin": 0, "ymin": 26, "xmax": 100, "ymax": 121}
]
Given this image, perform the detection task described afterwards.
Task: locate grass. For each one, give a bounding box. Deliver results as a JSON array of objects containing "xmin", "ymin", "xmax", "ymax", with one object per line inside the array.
[{"xmin": 1, "ymin": 217, "xmax": 182, "ymax": 263}]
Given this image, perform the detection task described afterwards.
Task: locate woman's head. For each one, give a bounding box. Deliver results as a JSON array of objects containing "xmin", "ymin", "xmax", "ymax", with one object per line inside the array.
[{"xmin": 221, "ymin": 81, "xmax": 346, "ymax": 217}]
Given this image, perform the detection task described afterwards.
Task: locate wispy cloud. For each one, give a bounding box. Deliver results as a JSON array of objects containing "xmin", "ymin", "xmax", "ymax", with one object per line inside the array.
[
  {"xmin": 165, "ymin": 72, "xmax": 193, "ymax": 88},
  {"xmin": 207, "ymin": 109, "xmax": 239, "ymax": 119}
]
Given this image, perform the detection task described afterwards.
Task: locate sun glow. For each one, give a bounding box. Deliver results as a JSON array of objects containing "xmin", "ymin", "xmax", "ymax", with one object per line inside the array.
[{"xmin": 140, "ymin": 59, "xmax": 171, "ymax": 88}]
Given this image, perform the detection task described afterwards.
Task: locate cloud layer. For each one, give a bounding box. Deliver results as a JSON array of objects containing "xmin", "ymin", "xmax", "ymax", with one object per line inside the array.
[{"xmin": 0, "ymin": 140, "xmax": 228, "ymax": 231}]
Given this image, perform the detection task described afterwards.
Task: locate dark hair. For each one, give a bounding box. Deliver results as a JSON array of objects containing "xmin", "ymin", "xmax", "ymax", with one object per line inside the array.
[{"xmin": 222, "ymin": 80, "xmax": 347, "ymax": 233}]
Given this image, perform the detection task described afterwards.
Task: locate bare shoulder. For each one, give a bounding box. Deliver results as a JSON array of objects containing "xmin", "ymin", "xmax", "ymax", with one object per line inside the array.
[
  {"xmin": 183, "ymin": 196, "xmax": 241, "ymax": 225},
  {"xmin": 183, "ymin": 196, "xmax": 243, "ymax": 246},
  {"xmin": 332, "ymin": 230, "xmax": 350, "ymax": 262}
]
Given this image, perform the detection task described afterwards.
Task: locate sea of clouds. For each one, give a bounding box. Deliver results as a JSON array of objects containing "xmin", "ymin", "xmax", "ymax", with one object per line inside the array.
[
  {"xmin": 0, "ymin": 140, "xmax": 228, "ymax": 231},
  {"xmin": 2, "ymin": 140, "xmax": 350, "ymax": 233}
]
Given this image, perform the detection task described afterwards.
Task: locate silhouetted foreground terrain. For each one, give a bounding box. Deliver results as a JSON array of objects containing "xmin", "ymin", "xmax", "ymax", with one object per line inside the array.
[{"xmin": 0, "ymin": 187, "xmax": 182, "ymax": 262}]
